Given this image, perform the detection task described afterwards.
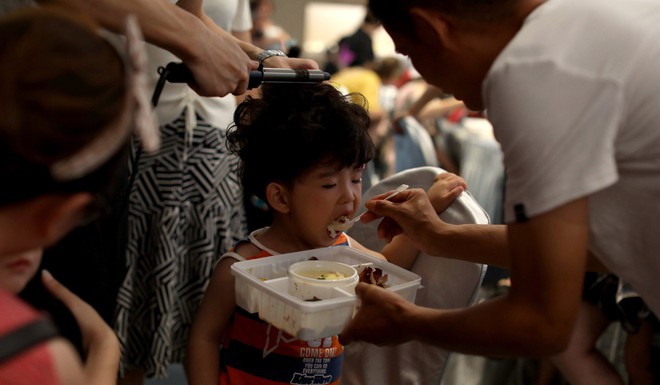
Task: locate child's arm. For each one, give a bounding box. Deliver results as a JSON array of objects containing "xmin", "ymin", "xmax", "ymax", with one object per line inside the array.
[
  {"xmin": 349, "ymin": 227, "xmax": 422, "ymax": 270},
  {"xmin": 186, "ymin": 257, "xmax": 239, "ymax": 385}
]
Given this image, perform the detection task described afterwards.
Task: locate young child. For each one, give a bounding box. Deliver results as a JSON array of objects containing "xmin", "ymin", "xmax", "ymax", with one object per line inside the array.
[{"xmin": 186, "ymin": 83, "xmax": 466, "ymax": 385}]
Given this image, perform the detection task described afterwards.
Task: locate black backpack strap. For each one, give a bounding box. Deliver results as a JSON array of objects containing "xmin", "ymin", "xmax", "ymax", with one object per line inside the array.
[{"xmin": 0, "ymin": 318, "xmax": 59, "ymax": 364}]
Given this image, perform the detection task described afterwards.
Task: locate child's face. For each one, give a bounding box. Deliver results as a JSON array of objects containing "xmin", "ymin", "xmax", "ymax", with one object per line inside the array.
[
  {"xmin": 288, "ymin": 164, "xmax": 364, "ymax": 246},
  {"xmin": 0, "ymin": 249, "xmax": 42, "ymax": 294}
]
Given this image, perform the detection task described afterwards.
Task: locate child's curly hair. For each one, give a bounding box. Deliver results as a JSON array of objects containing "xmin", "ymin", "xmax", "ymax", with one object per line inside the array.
[{"xmin": 228, "ymin": 83, "xmax": 375, "ymax": 200}]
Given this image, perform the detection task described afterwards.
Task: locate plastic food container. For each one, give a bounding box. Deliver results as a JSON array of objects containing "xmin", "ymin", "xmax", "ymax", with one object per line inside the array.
[
  {"xmin": 288, "ymin": 260, "xmax": 359, "ymax": 301},
  {"xmin": 231, "ymin": 246, "xmax": 421, "ymax": 341}
]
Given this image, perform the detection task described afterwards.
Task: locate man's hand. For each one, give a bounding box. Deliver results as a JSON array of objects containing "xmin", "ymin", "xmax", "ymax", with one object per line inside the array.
[
  {"xmin": 339, "ymin": 283, "xmax": 415, "ymax": 346},
  {"xmin": 361, "ymin": 188, "xmax": 444, "ymax": 252}
]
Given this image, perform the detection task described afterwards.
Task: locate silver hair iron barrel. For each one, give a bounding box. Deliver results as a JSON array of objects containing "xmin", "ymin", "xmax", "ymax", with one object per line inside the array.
[
  {"xmin": 158, "ymin": 62, "xmax": 330, "ymax": 89},
  {"xmin": 247, "ymin": 68, "xmax": 331, "ymax": 89}
]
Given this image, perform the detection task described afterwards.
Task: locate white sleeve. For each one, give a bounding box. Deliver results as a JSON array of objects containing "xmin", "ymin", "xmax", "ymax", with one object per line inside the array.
[
  {"xmin": 485, "ymin": 60, "xmax": 622, "ymax": 223},
  {"xmin": 231, "ymin": 0, "xmax": 253, "ymax": 32}
]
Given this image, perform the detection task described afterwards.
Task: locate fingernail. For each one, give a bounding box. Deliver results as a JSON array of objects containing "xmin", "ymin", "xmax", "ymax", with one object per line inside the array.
[{"xmin": 42, "ymin": 270, "xmax": 53, "ymax": 281}]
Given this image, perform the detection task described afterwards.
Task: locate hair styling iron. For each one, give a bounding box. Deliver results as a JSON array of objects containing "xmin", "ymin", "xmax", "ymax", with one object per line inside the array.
[
  {"xmin": 151, "ymin": 62, "xmax": 331, "ymax": 106},
  {"xmin": 129, "ymin": 63, "xmax": 331, "ymax": 213}
]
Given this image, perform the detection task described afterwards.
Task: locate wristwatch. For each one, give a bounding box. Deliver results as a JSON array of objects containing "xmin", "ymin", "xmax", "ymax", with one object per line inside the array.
[{"xmin": 256, "ymin": 49, "xmax": 287, "ymax": 67}]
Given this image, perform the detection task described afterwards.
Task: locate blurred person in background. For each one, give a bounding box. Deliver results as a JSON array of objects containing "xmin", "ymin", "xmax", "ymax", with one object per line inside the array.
[{"xmin": 337, "ymin": 10, "xmax": 381, "ymax": 68}]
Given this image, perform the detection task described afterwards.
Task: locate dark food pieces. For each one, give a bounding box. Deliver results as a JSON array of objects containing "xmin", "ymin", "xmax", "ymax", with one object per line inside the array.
[{"xmin": 358, "ymin": 266, "xmax": 388, "ymax": 287}]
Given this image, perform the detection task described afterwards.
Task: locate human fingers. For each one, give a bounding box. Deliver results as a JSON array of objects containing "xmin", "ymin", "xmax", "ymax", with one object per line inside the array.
[
  {"xmin": 339, "ymin": 283, "xmax": 411, "ymax": 346},
  {"xmin": 360, "ymin": 189, "xmax": 410, "ymax": 223},
  {"xmin": 361, "ymin": 187, "xmax": 419, "ymax": 224},
  {"xmin": 189, "ymin": 30, "xmax": 252, "ymax": 96},
  {"xmin": 231, "ymin": 62, "xmax": 256, "ymax": 95},
  {"xmin": 428, "ymin": 173, "xmax": 467, "ymax": 212},
  {"xmin": 41, "ymin": 270, "xmax": 85, "ymax": 313},
  {"xmin": 445, "ymin": 173, "xmax": 468, "ymax": 189},
  {"xmin": 445, "ymin": 185, "xmax": 465, "ymax": 202},
  {"xmin": 370, "ymin": 189, "xmax": 443, "ymax": 248},
  {"xmin": 189, "ymin": 61, "xmax": 250, "ymax": 97},
  {"xmin": 434, "ymin": 172, "xmax": 467, "ymax": 190},
  {"xmin": 364, "ymin": 189, "xmax": 425, "ymax": 220},
  {"xmin": 268, "ymin": 56, "xmax": 319, "ymax": 70},
  {"xmin": 42, "ymin": 271, "xmax": 115, "ymax": 352},
  {"xmin": 339, "ymin": 283, "xmax": 384, "ymax": 345},
  {"xmin": 289, "ymin": 57, "xmax": 320, "ymax": 70}
]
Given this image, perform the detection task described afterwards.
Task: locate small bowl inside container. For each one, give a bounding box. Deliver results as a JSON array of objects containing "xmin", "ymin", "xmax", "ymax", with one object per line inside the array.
[{"xmin": 288, "ymin": 260, "xmax": 358, "ymax": 301}]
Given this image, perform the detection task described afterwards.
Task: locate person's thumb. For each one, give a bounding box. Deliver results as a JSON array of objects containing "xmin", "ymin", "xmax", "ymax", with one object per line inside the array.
[
  {"xmin": 339, "ymin": 283, "xmax": 370, "ymax": 345},
  {"xmin": 354, "ymin": 282, "xmax": 371, "ymax": 297}
]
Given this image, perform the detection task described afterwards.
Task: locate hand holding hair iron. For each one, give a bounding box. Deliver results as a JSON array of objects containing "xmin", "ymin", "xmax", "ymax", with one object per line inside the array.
[{"xmin": 152, "ymin": 62, "xmax": 331, "ymax": 106}]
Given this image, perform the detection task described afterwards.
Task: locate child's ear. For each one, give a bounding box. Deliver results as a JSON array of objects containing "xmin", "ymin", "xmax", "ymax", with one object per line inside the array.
[{"xmin": 265, "ymin": 182, "xmax": 291, "ymax": 214}]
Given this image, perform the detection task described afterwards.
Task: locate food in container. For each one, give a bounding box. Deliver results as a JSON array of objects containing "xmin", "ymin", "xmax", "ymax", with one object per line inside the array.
[
  {"xmin": 288, "ymin": 260, "xmax": 359, "ymax": 301},
  {"xmin": 231, "ymin": 246, "xmax": 421, "ymax": 340}
]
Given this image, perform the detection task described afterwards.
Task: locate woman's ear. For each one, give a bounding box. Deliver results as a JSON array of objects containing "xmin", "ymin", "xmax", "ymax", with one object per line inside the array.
[
  {"xmin": 36, "ymin": 193, "xmax": 93, "ymax": 246},
  {"xmin": 265, "ymin": 183, "xmax": 291, "ymax": 214}
]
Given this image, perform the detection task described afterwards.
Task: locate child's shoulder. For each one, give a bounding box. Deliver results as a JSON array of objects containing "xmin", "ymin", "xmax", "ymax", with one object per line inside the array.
[{"xmin": 233, "ymin": 241, "xmax": 264, "ymax": 260}]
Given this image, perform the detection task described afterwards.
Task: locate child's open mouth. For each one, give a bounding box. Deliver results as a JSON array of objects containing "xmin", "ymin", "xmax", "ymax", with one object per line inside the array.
[{"xmin": 326, "ymin": 215, "xmax": 350, "ymax": 238}]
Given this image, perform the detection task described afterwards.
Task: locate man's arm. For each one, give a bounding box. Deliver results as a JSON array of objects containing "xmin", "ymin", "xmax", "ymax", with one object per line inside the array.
[
  {"xmin": 363, "ymin": 188, "xmax": 606, "ymax": 271},
  {"xmin": 363, "ymin": 188, "xmax": 510, "ymax": 266},
  {"xmin": 342, "ymin": 198, "xmax": 590, "ymax": 356}
]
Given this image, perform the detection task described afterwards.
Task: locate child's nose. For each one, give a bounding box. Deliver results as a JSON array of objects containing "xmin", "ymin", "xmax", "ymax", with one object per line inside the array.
[{"xmin": 339, "ymin": 182, "xmax": 358, "ymax": 203}]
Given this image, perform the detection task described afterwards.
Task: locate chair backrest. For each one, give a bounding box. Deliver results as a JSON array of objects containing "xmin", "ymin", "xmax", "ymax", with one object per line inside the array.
[
  {"xmin": 342, "ymin": 166, "xmax": 488, "ymax": 385},
  {"xmin": 394, "ymin": 116, "xmax": 439, "ymax": 173}
]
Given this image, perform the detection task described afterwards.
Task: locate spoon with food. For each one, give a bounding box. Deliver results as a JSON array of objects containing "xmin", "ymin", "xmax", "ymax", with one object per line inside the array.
[{"xmin": 327, "ymin": 184, "xmax": 409, "ymax": 238}]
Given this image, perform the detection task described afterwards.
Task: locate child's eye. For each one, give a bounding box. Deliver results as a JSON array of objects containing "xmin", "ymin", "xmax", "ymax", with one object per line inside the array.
[
  {"xmin": 322, "ymin": 184, "xmax": 337, "ymax": 189},
  {"xmin": 352, "ymin": 178, "xmax": 362, "ymax": 184}
]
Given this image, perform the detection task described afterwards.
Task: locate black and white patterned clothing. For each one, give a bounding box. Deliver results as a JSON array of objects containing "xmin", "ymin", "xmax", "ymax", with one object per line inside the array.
[
  {"xmin": 114, "ymin": 112, "xmax": 247, "ymax": 378},
  {"xmin": 113, "ymin": 0, "xmax": 251, "ymax": 378}
]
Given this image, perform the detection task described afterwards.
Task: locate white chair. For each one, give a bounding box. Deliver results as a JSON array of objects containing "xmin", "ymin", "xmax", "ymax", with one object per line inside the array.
[
  {"xmin": 394, "ymin": 116, "xmax": 439, "ymax": 173},
  {"xmin": 342, "ymin": 166, "xmax": 488, "ymax": 385}
]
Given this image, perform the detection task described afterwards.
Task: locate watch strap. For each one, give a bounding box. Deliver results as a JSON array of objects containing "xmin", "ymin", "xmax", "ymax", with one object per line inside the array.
[{"xmin": 256, "ymin": 49, "xmax": 287, "ymax": 67}]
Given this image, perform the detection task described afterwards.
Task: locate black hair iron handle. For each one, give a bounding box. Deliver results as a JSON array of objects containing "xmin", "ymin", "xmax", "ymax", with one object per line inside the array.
[{"xmin": 155, "ymin": 62, "xmax": 330, "ymax": 100}]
